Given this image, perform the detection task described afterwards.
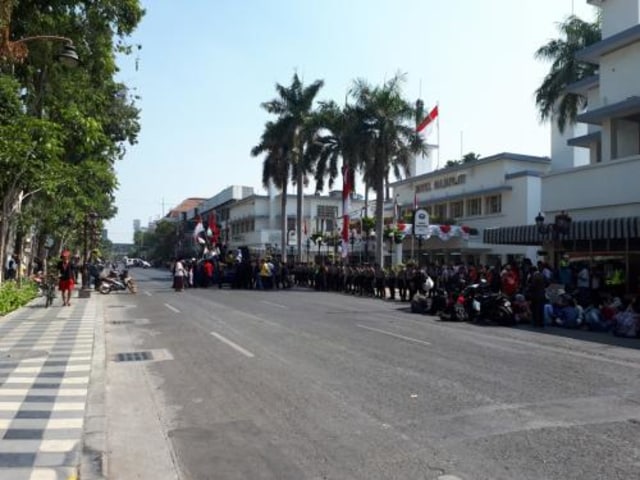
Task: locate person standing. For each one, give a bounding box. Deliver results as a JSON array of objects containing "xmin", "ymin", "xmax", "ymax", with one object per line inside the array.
[
  {"xmin": 528, "ymin": 266, "xmax": 547, "ymax": 328},
  {"xmin": 57, "ymin": 251, "xmax": 75, "ymax": 306},
  {"xmin": 174, "ymin": 259, "xmax": 186, "ymax": 292}
]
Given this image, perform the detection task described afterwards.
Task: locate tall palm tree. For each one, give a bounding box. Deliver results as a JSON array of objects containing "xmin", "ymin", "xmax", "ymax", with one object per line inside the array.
[
  {"xmin": 258, "ymin": 73, "xmax": 324, "ymax": 259},
  {"xmin": 350, "ymin": 74, "xmax": 427, "ymax": 266},
  {"xmin": 535, "ymin": 15, "xmax": 601, "ymax": 133},
  {"xmin": 312, "ymin": 101, "xmax": 369, "ymax": 192},
  {"xmin": 251, "ymin": 120, "xmax": 291, "ymax": 254}
]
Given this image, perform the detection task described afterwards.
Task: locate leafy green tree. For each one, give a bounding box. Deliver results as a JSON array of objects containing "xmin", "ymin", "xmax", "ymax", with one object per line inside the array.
[
  {"xmin": 313, "ymin": 101, "xmax": 369, "ymax": 194},
  {"xmin": 350, "ymin": 73, "xmax": 427, "ymax": 266},
  {"xmin": 0, "ymin": 1, "xmax": 144, "ymax": 279},
  {"xmin": 0, "ymin": 76, "xmax": 64, "ymax": 280},
  {"xmin": 253, "ymin": 73, "xmax": 324, "ymax": 258},
  {"xmin": 462, "ymin": 152, "xmax": 480, "ymax": 163},
  {"xmin": 535, "ymin": 15, "xmax": 601, "ymax": 133}
]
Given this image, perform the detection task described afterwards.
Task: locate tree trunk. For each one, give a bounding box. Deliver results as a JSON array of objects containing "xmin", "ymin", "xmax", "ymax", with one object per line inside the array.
[
  {"xmin": 296, "ymin": 173, "xmax": 303, "ymax": 264},
  {"xmin": 385, "ymin": 172, "xmax": 390, "ymax": 201},
  {"xmin": 280, "ymin": 181, "xmax": 287, "ymax": 262},
  {"xmin": 375, "ymin": 171, "xmax": 385, "ymax": 268},
  {"xmin": 0, "ymin": 218, "xmax": 6, "ymax": 284}
]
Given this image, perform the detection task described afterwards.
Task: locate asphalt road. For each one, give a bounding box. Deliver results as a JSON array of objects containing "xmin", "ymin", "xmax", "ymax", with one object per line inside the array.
[{"xmin": 101, "ymin": 268, "xmax": 640, "ymax": 480}]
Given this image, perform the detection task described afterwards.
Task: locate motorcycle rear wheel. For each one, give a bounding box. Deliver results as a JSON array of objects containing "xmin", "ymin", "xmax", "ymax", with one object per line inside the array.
[{"xmin": 98, "ymin": 284, "xmax": 111, "ymax": 294}]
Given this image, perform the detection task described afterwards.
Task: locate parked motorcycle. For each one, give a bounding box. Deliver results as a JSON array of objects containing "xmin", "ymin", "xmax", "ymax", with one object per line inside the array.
[
  {"xmin": 98, "ymin": 269, "xmax": 137, "ymax": 294},
  {"xmin": 463, "ymin": 281, "xmax": 514, "ymax": 326}
]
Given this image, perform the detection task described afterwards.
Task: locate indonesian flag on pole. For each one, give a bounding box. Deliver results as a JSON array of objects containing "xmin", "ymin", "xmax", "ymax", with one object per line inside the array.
[
  {"xmin": 413, "ymin": 190, "xmax": 418, "ymax": 210},
  {"xmin": 416, "ymin": 105, "xmax": 438, "ymax": 134},
  {"xmin": 341, "ymin": 165, "xmax": 353, "ymax": 258}
]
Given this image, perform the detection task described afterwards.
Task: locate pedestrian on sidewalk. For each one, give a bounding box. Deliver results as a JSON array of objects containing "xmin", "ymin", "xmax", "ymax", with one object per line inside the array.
[{"xmin": 57, "ymin": 250, "xmax": 75, "ymax": 306}]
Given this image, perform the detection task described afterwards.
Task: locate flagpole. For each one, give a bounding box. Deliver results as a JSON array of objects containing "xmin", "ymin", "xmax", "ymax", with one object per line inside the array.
[{"xmin": 436, "ymin": 101, "xmax": 441, "ymax": 169}]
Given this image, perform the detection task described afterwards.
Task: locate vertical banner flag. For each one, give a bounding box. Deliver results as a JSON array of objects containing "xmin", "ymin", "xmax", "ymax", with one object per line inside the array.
[
  {"xmin": 416, "ymin": 105, "xmax": 438, "ymax": 135},
  {"xmin": 193, "ymin": 215, "xmax": 204, "ymax": 243},
  {"xmin": 341, "ymin": 164, "xmax": 353, "ymax": 258},
  {"xmin": 413, "ymin": 190, "xmax": 418, "ymax": 210}
]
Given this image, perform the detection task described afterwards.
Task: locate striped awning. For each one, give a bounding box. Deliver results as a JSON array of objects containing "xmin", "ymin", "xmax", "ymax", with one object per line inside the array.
[{"xmin": 483, "ymin": 216, "xmax": 640, "ymax": 245}]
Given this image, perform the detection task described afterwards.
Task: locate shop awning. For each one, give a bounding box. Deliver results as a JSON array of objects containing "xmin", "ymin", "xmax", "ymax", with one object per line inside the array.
[{"xmin": 483, "ymin": 216, "xmax": 640, "ymax": 245}]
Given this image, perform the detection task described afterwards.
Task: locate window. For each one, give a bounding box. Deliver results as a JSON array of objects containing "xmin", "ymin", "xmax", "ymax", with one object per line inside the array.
[
  {"xmin": 316, "ymin": 205, "xmax": 338, "ymax": 232},
  {"xmin": 485, "ymin": 195, "xmax": 502, "ymax": 214},
  {"xmin": 433, "ymin": 203, "xmax": 447, "ymax": 221},
  {"xmin": 466, "ymin": 197, "xmax": 481, "ymax": 216},
  {"xmin": 450, "ymin": 201, "xmax": 464, "ymax": 218},
  {"xmin": 287, "ymin": 217, "xmax": 296, "ymax": 233}
]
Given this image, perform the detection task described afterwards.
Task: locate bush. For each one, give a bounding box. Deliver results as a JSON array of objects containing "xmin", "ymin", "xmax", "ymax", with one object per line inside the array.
[{"xmin": 0, "ymin": 281, "xmax": 38, "ymax": 316}]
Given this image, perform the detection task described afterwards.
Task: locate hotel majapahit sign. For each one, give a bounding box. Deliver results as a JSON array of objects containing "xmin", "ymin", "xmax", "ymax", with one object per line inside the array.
[
  {"xmin": 415, "ymin": 174, "xmax": 466, "ymax": 193},
  {"xmin": 413, "ymin": 208, "xmax": 430, "ymax": 237}
]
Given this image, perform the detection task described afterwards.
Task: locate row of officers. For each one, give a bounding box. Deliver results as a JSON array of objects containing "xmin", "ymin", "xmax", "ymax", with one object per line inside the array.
[{"xmin": 292, "ymin": 263, "xmax": 429, "ymax": 301}]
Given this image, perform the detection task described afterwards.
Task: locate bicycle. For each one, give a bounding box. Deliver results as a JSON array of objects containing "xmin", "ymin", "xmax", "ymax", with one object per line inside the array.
[{"xmin": 43, "ymin": 276, "xmax": 57, "ymax": 308}]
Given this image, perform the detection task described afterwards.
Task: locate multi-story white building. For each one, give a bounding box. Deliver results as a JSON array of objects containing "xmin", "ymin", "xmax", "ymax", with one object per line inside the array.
[
  {"xmin": 485, "ymin": 0, "xmax": 640, "ymax": 294},
  {"xmin": 184, "ymin": 185, "xmax": 365, "ymax": 261},
  {"xmin": 391, "ymin": 152, "xmax": 551, "ymax": 266}
]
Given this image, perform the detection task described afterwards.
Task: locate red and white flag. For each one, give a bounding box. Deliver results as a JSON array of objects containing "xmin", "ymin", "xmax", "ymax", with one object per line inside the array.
[
  {"xmin": 341, "ymin": 165, "xmax": 353, "ymax": 258},
  {"xmin": 416, "ymin": 105, "xmax": 438, "ymax": 135},
  {"xmin": 413, "ymin": 190, "xmax": 418, "ymax": 210}
]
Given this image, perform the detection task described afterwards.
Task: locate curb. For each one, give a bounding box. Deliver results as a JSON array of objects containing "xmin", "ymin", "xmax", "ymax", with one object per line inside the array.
[{"xmin": 80, "ymin": 294, "xmax": 108, "ymax": 479}]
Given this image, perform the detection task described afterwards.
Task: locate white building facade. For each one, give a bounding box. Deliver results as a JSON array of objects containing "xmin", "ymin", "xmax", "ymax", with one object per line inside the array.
[
  {"xmin": 485, "ymin": 0, "xmax": 640, "ymax": 294},
  {"xmin": 184, "ymin": 186, "xmax": 364, "ymax": 261},
  {"xmin": 391, "ymin": 152, "xmax": 551, "ymax": 266}
]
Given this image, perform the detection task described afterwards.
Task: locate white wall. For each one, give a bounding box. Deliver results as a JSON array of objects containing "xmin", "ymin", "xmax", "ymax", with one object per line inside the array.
[
  {"xmin": 602, "ymin": 0, "xmax": 640, "ymax": 37},
  {"xmin": 551, "ymin": 120, "xmax": 590, "ymax": 171},
  {"xmin": 616, "ymin": 119, "xmax": 640, "ymax": 158},
  {"xmin": 599, "ymin": 42, "xmax": 640, "ymax": 105},
  {"xmin": 542, "ymin": 154, "xmax": 640, "ymax": 215}
]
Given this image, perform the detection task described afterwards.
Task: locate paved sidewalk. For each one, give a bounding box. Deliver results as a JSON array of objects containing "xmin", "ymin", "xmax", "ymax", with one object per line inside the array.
[{"xmin": 0, "ymin": 293, "xmax": 103, "ymax": 480}]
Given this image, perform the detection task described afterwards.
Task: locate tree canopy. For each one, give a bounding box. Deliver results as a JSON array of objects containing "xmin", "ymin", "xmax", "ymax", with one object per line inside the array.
[{"xmin": 0, "ymin": 0, "xmax": 144, "ymax": 277}]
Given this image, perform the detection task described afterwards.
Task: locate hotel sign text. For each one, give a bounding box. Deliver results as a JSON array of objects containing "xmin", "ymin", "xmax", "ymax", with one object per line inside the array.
[{"xmin": 415, "ymin": 174, "xmax": 466, "ymax": 193}]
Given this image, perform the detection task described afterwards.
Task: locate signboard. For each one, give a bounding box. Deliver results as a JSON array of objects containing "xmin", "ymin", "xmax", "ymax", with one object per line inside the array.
[{"xmin": 413, "ymin": 209, "xmax": 430, "ymax": 237}]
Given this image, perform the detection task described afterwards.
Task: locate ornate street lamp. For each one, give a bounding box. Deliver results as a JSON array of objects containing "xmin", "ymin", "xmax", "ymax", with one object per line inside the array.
[
  {"xmin": 1, "ymin": 1, "xmax": 79, "ymax": 67},
  {"xmin": 535, "ymin": 211, "xmax": 572, "ymax": 239}
]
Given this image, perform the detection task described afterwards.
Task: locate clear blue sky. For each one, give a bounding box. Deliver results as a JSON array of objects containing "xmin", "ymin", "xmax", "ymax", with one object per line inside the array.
[{"xmin": 107, "ymin": 0, "xmax": 597, "ymax": 243}]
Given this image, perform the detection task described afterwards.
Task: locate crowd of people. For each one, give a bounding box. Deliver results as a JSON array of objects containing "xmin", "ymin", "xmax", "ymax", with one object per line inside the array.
[{"xmin": 170, "ymin": 252, "xmax": 640, "ymax": 339}]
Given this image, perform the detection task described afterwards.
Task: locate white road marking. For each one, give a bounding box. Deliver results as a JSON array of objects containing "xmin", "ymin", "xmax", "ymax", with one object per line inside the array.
[
  {"xmin": 260, "ymin": 300, "xmax": 288, "ymax": 309},
  {"xmin": 164, "ymin": 303, "xmax": 180, "ymax": 313},
  {"xmin": 143, "ymin": 290, "xmax": 152, "ymax": 296},
  {"xmin": 357, "ymin": 324, "xmax": 431, "ymax": 346},
  {"xmin": 210, "ymin": 331, "xmax": 255, "ymax": 358}
]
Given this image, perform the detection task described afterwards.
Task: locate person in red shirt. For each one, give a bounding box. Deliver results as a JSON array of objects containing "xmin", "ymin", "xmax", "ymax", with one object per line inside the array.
[
  {"xmin": 501, "ymin": 265, "xmax": 518, "ymax": 298},
  {"xmin": 57, "ymin": 251, "xmax": 75, "ymax": 306},
  {"xmin": 203, "ymin": 260, "xmax": 214, "ymax": 288}
]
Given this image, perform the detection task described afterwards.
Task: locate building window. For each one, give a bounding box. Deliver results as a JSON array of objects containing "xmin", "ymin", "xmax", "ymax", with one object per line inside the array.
[
  {"xmin": 485, "ymin": 195, "xmax": 502, "ymax": 214},
  {"xmin": 450, "ymin": 200, "xmax": 464, "ymax": 218},
  {"xmin": 433, "ymin": 203, "xmax": 447, "ymax": 221},
  {"xmin": 466, "ymin": 197, "xmax": 481, "ymax": 216},
  {"xmin": 316, "ymin": 205, "xmax": 338, "ymax": 233}
]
